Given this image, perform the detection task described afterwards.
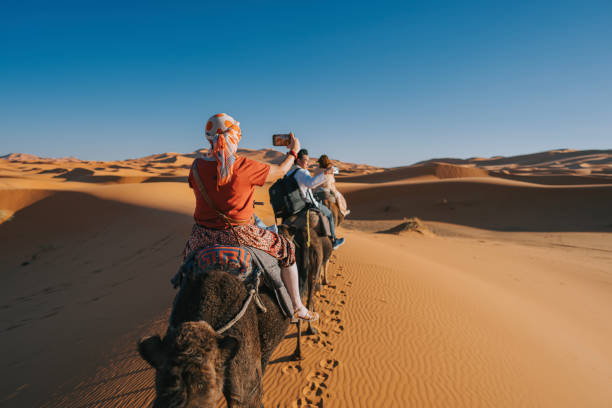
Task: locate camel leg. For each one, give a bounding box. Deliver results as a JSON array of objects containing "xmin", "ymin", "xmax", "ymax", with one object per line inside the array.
[
  {"xmin": 321, "ymin": 259, "xmax": 329, "ymax": 286},
  {"xmin": 223, "ymin": 359, "xmax": 263, "ymax": 407},
  {"xmin": 305, "ymin": 265, "xmax": 319, "ymax": 336},
  {"xmin": 291, "ymin": 321, "xmax": 304, "ymax": 361}
]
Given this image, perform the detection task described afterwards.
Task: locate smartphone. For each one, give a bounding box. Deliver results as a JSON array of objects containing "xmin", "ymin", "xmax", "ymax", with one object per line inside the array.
[{"xmin": 272, "ymin": 133, "xmax": 292, "ymax": 147}]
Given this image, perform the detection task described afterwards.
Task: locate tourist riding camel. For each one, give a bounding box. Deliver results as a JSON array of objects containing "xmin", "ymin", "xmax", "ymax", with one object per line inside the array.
[
  {"xmin": 315, "ymin": 154, "xmax": 350, "ymax": 217},
  {"xmin": 183, "ymin": 113, "xmax": 318, "ymax": 322},
  {"xmin": 292, "ymin": 149, "xmax": 345, "ymax": 250}
]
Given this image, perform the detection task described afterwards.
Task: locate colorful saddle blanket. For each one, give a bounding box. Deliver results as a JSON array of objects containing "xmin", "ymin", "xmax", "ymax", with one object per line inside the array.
[{"xmin": 196, "ymin": 245, "xmax": 252, "ymax": 279}]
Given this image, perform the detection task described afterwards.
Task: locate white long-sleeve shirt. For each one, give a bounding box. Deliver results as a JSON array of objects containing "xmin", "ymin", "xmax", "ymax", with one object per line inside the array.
[{"xmin": 290, "ymin": 165, "xmax": 326, "ymax": 208}]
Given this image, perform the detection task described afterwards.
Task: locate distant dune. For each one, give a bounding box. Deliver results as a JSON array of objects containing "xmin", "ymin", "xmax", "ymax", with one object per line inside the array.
[
  {"xmin": 3, "ymin": 148, "xmax": 609, "ymax": 188},
  {"xmin": 413, "ymin": 148, "xmax": 612, "ymax": 185}
]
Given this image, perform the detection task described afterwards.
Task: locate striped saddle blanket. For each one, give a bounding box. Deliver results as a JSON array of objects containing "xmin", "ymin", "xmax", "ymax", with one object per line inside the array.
[
  {"xmin": 172, "ymin": 245, "xmax": 254, "ymax": 286},
  {"xmin": 196, "ymin": 245, "xmax": 253, "ymax": 279}
]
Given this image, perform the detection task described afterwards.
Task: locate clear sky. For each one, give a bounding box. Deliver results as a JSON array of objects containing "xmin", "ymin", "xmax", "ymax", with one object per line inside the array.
[{"xmin": 1, "ymin": 1, "xmax": 611, "ymax": 167}]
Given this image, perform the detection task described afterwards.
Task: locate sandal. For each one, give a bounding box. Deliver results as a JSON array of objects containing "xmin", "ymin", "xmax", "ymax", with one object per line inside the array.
[{"xmin": 294, "ymin": 308, "xmax": 319, "ymax": 322}]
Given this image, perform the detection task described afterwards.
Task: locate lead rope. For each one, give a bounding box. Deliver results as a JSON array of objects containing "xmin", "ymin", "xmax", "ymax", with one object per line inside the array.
[
  {"xmin": 214, "ymin": 274, "xmax": 265, "ymax": 335},
  {"xmin": 306, "ymin": 209, "xmax": 311, "ymax": 248},
  {"xmin": 216, "ymin": 288, "xmax": 255, "ymax": 335}
]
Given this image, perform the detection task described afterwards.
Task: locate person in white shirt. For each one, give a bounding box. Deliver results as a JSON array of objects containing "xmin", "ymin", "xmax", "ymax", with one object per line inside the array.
[{"xmin": 291, "ymin": 149, "xmax": 345, "ymax": 249}]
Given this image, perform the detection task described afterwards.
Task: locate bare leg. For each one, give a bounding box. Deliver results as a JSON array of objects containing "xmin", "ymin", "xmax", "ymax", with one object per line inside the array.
[{"xmin": 281, "ymin": 263, "xmax": 312, "ymax": 317}]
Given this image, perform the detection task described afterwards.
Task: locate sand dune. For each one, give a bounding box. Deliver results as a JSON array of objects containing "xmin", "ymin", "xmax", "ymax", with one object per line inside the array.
[
  {"xmin": 338, "ymin": 162, "xmax": 488, "ymax": 183},
  {"xmin": 414, "ymin": 149, "xmax": 612, "ymax": 184},
  {"xmin": 1, "ymin": 148, "xmax": 611, "ymax": 407},
  {"xmin": 342, "ymin": 178, "xmax": 612, "ymax": 232}
]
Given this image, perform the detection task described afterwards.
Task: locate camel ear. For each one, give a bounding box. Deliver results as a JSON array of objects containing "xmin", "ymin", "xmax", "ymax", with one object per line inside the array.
[
  {"xmin": 278, "ymin": 224, "xmax": 296, "ymax": 241},
  {"xmin": 217, "ymin": 335, "xmax": 239, "ymax": 362},
  {"xmin": 285, "ymin": 225, "xmax": 298, "ymax": 239},
  {"xmin": 138, "ymin": 335, "xmax": 166, "ymax": 369}
]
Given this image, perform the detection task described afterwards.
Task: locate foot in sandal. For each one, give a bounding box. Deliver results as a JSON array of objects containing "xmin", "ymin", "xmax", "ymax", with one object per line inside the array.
[{"xmin": 294, "ymin": 306, "xmax": 319, "ymax": 322}]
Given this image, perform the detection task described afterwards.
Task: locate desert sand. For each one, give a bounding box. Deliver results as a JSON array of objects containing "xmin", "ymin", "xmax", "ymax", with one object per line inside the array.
[{"xmin": 1, "ymin": 149, "xmax": 611, "ymax": 407}]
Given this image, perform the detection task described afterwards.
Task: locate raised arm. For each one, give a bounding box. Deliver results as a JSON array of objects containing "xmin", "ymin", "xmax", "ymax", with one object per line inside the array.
[
  {"xmin": 266, "ymin": 133, "xmax": 301, "ymax": 182},
  {"xmin": 294, "ymin": 168, "xmax": 327, "ymax": 189}
]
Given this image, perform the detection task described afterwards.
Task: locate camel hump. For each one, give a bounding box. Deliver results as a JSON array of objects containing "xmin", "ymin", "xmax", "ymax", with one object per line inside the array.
[
  {"xmin": 282, "ymin": 209, "xmax": 329, "ymax": 237},
  {"xmin": 284, "ymin": 209, "xmax": 321, "ymax": 229}
]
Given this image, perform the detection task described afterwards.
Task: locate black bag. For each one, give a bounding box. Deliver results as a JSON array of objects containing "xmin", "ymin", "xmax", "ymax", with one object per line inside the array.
[{"xmin": 269, "ymin": 169, "xmax": 306, "ymax": 219}]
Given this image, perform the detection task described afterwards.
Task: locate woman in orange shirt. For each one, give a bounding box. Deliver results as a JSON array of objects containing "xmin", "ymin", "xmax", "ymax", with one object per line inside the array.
[{"xmin": 184, "ymin": 113, "xmax": 318, "ymax": 322}]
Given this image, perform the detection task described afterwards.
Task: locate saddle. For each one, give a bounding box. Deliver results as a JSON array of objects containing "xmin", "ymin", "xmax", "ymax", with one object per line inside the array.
[
  {"xmin": 314, "ymin": 189, "xmax": 336, "ymax": 204},
  {"xmin": 283, "ymin": 207, "xmax": 331, "ymax": 238},
  {"xmin": 171, "ymin": 245, "xmax": 294, "ymax": 318}
]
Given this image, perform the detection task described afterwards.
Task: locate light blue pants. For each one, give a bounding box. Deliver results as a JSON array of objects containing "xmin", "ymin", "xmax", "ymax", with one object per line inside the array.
[{"xmin": 318, "ymin": 203, "xmax": 336, "ymax": 240}]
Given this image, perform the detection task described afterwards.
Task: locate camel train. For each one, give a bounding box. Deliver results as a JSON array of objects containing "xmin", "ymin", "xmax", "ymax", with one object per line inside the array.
[{"xmin": 139, "ymin": 200, "xmax": 343, "ymax": 407}]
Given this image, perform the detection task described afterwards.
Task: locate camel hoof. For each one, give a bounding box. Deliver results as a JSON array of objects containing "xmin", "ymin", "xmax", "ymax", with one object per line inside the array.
[
  {"xmin": 291, "ymin": 351, "xmax": 304, "ymax": 361},
  {"xmin": 305, "ymin": 326, "xmax": 318, "ymax": 336}
]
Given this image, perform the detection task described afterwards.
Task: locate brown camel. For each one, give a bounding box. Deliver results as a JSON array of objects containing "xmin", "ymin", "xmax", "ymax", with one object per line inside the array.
[
  {"xmin": 321, "ymin": 197, "xmax": 344, "ymax": 227},
  {"xmin": 314, "ymin": 193, "xmax": 342, "ymax": 286},
  {"xmin": 280, "ymin": 210, "xmax": 333, "ymax": 360},
  {"xmin": 139, "ymin": 267, "xmax": 289, "ymax": 407}
]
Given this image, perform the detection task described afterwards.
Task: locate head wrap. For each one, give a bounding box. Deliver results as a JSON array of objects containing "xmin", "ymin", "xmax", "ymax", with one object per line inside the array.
[{"xmin": 204, "ymin": 113, "xmax": 242, "ymax": 187}]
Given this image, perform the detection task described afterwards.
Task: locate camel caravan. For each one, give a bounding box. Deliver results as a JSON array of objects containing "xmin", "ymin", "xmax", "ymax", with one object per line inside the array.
[{"xmin": 138, "ymin": 115, "xmax": 348, "ymax": 407}]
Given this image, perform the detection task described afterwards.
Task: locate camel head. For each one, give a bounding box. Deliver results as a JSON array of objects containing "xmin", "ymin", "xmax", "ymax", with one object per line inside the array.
[
  {"xmin": 277, "ymin": 223, "xmax": 296, "ymax": 242},
  {"xmin": 138, "ymin": 321, "xmax": 238, "ymax": 408}
]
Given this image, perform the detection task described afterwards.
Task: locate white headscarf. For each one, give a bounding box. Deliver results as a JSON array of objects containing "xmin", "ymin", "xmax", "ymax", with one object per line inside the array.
[{"xmin": 204, "ymin": 113, "xmax": 242, "ymax": 187}]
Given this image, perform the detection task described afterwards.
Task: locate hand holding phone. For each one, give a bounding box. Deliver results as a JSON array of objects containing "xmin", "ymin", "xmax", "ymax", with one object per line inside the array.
[
  {"xmin": 272, "ymin": 134, "xmax": 292, "ymax": 146},
  {"xmin": 273, "ymin": 132, "xmax": 300, "ymax": 153}
]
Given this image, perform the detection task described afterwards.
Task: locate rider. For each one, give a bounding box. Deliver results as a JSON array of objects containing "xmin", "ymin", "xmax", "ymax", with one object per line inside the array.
[
  {"xmin": 292, "ymin": 149, "xmax": 345, "ymax": 250},
  {"xmin": 315, "ymin": 154, "xmax": 350, "ymax": 217},
  {"xmin": 184, "ymin": 113, "xmax": 318, "ymax": 322}
]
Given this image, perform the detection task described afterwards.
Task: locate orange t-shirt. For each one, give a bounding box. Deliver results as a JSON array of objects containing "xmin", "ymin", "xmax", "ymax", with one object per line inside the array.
[{"xmin": 188, "ymin": 157, "xmax": 270, "ymax": 229}]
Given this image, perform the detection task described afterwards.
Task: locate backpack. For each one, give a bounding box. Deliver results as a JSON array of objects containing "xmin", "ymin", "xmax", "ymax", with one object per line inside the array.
[{"xmin": 269, "ymin": 169, "xmax": 306, "ymax": 219}]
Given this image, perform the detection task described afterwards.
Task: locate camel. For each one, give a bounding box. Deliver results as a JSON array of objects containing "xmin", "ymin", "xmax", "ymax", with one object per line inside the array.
[
  {"xmin": 313, "ymin": 193, "xmax": 343, "ymax": 286},
  {"xmin": 321, "ymin": 196, "xmax": 344, "ymax": 227},
  {"xmin": 280, "ymin": 210, "xmax": 333, "ymax": 360},
  {"xmin": 139, "ymin": 267, "xmax": 290, "ymax": 407},
  {"xmin": 138, "ymin": 209, "xmax": 336, "ymax": 406}
]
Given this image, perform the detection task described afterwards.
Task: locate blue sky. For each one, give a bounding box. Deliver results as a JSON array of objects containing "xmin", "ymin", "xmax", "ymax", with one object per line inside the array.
[{"xmin": 1, "ymin": 1, "xmax": 611, "ymax": 167}]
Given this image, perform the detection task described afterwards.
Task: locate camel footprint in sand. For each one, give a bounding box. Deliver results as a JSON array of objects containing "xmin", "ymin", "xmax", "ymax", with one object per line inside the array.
[
  {"xmin": 293, "ymin": 361, "xmax": 339, "ymax": 407},
  {"xmin": 301, "ymin": 381, "xmax": 332, "ymax": 402},
  {"xmin": 281, "ymin": 363, "xmax": 303, "ymax": 375},
  {"xmin": 319, "ymin": 358, "xmax": 339, "ymax": 372},
  {"xmin": 325, "ymin": 309, "xmax": 341, "ymax": 317},
  {"xmin": 303, "ymin": 331, "xmax": 334, "ymax": 352}
]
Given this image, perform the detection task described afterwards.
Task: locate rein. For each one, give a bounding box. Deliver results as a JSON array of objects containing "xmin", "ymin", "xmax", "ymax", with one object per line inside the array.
[
  {"xmin": 215, "ymin": 288, "xmax": 256, "ymax": 335},
  {"xmin": 214, "ymin": 272, "xmax": 266, "ymax": 335}
]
